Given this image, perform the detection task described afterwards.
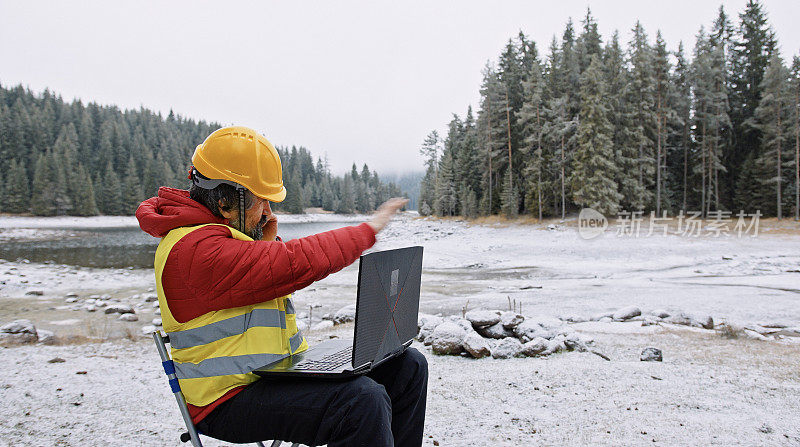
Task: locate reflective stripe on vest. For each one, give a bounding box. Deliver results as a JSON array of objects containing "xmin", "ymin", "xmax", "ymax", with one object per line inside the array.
[
  {"xmin": 173, "ymin": 331, "xmax": 305, "ymax": 379},
  {"xmin": 169, "ymin": 308, "xmax": 287, "ymax": 350},
  {"xmin": 154, "ymin": 223, "xmax": 308, "ymax": 406}
]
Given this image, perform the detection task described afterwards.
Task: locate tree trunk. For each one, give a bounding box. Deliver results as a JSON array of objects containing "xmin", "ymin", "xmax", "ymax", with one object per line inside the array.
[
  {"xmin": 701, "ymin": 122, "xmax": 706, "ymax": 218},
  {"xmin": 683, "ymin": 112, "xmax": 688, "ymax": 212},
  {"xmin": 656, "ymin": 92, "xmax": 662, "ymax": 215},
  {"xmin": 560, "ymin": 129, "xmax": 566, "ymax": 221},
  {"xmin": 776, "ymin": 99, "xmax": 783, "ymax": 220},
  {"xmin": 487, "ymin": 97, "xmax": 493, "ymax": 215},
  {"xmin": 714, "ymin": 101, "xmax": 721, "ymax": 211},
  {"xmin": 505, "ymin": 87, "xmax": 513, "ymax": 176},
  {"xmin": 795, "ymin": 81, "xmax": 799, "ymax": 221},
  {"xmin": 505, "ymin": 86, "xmax": 513, "ymax": 213},
  {"xmin": 536, "ymin": 105, "xmax": 543, "ymax": 222}
]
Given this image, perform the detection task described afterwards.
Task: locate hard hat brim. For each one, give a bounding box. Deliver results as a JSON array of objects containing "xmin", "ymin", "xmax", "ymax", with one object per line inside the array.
[{"xmin": 257, "ymin": 185, "xmax": 286, "ymax": 203}]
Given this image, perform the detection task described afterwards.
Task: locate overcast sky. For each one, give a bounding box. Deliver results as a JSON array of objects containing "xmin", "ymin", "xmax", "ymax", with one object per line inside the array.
[{"xmin": 1, "ymin": 1, "xmax": 798, "ymax": 175}]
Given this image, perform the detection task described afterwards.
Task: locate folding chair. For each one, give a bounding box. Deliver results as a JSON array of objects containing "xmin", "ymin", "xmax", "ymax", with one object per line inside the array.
[{"xmin": 153, "ymin": 331, "xmax": 300, "ymax": 447}]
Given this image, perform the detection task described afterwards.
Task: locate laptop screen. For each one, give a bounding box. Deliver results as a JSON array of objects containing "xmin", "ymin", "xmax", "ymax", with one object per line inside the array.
[{"xmin": 352, "ymin": 246, "xmax": 423, "ymax": 368}]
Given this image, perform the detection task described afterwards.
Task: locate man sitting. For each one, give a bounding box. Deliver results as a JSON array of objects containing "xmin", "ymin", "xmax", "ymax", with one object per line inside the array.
[{"xmin": 136, "ymin": 126, "xmax": 428, "ymax": 446}]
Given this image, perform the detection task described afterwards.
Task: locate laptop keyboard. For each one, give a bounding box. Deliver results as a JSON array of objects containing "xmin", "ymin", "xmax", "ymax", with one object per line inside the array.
[{"xmin": 293, "ymin": 346, "xmax": 353, "ymax": 371}]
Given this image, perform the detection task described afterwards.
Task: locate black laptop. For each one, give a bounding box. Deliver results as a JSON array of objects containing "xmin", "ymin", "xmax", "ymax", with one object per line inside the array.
[{"xmin": 254, "ymin": 246, "xmax": 423, "ymax": 378}]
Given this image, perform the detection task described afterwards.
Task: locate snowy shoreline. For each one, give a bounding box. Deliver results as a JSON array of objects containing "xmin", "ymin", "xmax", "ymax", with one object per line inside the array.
[
  {"xmin": 0, "ymin": 212, "xmax": 371, "ymax": 231},
  {"xmin": 1, "ymin": 213, "xmax": 800, "ymax": 333}
]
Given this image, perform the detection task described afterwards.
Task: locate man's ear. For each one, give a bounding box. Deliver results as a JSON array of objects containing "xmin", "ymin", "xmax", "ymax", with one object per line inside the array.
[{"xmin": 218, "ymin": 199, "xmax": 234, "ymax": 219}]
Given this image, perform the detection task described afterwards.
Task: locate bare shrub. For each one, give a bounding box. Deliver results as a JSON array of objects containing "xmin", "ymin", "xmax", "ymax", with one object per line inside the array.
[{"xmin": 716, "ymin": 321, "xmax": 744, "ymax": 339}]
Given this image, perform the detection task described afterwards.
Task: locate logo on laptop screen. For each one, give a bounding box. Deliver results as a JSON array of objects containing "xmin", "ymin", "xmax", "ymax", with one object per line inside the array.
[{"xmin": 390, "ymin": 269, "xmax": 399, "ymax": 297}]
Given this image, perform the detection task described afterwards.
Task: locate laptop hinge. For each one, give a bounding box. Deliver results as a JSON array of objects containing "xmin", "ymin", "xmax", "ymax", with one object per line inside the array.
[{"xmin": 353, "ymin": 362, "xmax": 371, "ymax": 373}]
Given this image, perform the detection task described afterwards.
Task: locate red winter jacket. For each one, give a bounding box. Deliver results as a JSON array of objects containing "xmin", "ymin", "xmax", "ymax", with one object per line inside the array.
[{"xmin": 136, "ymin": 187, "xmax": 376, "ymax": 422}]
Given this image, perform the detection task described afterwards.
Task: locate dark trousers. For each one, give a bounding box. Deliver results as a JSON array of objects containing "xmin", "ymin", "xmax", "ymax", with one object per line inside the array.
[{"xmin": 196, "ymin": 348, "xmax": 428, "ymax": 447}]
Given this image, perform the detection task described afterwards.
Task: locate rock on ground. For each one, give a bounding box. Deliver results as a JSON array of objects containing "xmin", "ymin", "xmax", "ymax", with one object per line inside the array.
[
  {"xmin": 613, "ymin": 306, "xmax": 642, "ymax": 321},
  {"xmin": 650, "ymin": 309, "xmax": 671, "ymax": 319},
  {"xmin": 0, "ymin": 319, "xmax": 38, "ymax": 344},
  {"xmin": 117, "ymin": 314, "xmax": 138, "ymax": 322},
  {"xmin": 104, "ymin": 304, "xmax": 134, "ymax": 315},
  {"xmin": 461, "ymin": 332, "xmax": 491, "ymax": 359},
  {"xmin": 666, "ymin": 313, "xmax": 714, "ymax": 329},
  {"xmin": 500, "ymin": 311, "xmax": 524, "ymax": 329},
  {"xmin": 477, "ymin": 321, "xmax": 514, "ymax": 339},
  {"xmin": 641, "ymin": 347, "xmax": 663, "ymax": 362},
  {"xmin": 417, "ymin": 314, "xmax": 443, "ymax": 344},
  {"xmin": 542, "ymin": 336, "xmax": 567, "ymax": 355},
  {"xmin": 333, "ymin": 304, "xmax": 356, "ymax": 324},
  {"xmin": 491, "ymin": 337, "xmax": 523, "ymax": 359},
  {"xmin": 642, "ymin": 318, "xmax": 660, "ymax": 327},
  {"xmin": 464, "ymin": 309, "xmax": 501, "ymax": 327},
  {"xmin": 513, "ymin": 316, "xmax": 564, "ymax": 342},
  {"xmin": 430, "ymin": 322, "xmax": 466, "ymax": 355},
  {"xmin": 590, "ymin": 311, "xmax": 614, "ymax": 321},
  {"xmin": 36, "ymin": 329, "xmax": 56, "ymax": 345},
  {"xmin": 520, "ymin": 337, "xmax": 549, "ymax": 357},
  {"xmin": 563, "ymin": 333, "xmax": 588, "ymax": 352}
]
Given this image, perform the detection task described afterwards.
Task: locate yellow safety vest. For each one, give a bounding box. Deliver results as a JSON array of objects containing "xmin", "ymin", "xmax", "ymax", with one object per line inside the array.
[{"xmin": 154, "ymin": 223, "xmax": 308, "ymax": 406}]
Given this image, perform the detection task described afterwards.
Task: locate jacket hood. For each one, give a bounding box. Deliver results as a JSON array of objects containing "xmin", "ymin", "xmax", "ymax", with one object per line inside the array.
[{"xmin": 136, "ymin": 187, "xmax": 227, "ymax": 238}]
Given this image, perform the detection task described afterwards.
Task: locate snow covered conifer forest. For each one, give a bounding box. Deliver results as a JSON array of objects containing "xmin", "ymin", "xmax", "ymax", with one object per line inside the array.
[
  {"xmin": 0, "ymin": 90, "xmax": 403, "ymax": 216},
  {"xmin": 419, "ymin": 2, "xmax": 800, "ymax": 221}
]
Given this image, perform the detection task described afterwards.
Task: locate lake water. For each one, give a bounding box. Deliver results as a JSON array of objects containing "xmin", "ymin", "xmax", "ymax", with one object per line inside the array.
[{"xmin": 0, "ymin": 221, "xmax": 356, "ymax": 269}]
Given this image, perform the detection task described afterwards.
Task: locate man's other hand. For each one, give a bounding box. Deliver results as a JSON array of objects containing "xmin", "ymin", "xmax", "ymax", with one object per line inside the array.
[
  {"xmin": 367, "ymin": 197, "xmax": 408, "ymax": 234},
  {"xmin": 262, "ymin": 201, "xmax": 278, "ymax": 241}
]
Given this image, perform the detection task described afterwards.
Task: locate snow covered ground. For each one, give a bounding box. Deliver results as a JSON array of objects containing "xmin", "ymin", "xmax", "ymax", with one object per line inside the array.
[
  {"xmin": 1, "ymin": 214, "xmax": 799, "ymax": 445},
  {"xmin": 1, "ymin": 323, "xmax": 798, "ymax": 446}
]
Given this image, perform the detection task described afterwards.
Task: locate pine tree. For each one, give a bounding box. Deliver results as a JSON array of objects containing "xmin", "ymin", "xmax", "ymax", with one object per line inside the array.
[
  {"xmin": 455, "ymin": 107, "xmax": 482, "ymax": 212},
  {"xmin": 31, "ymin": 153, "xmax": 55, "ymax": 216},
  {"xmin": 500, "ymin": 168, "xmax": 519, "ymax": 218},
  {"xmin": 671, "ymin": 42, "xmax": 692, "ymax": 211},
  {"xmin": 418, "ymin": 130, "xmax": 440, "ymax": 215},
  {"xmin": 100, "ymin": 161, "xmax": 123, "ymax": 215},
  {"xmin": 122, "ymin": 157, "xmax": 143, "ymax": 214},
  {"xmin": 435, "ymin": 147, "xmax": 457, "ymax": 216},
  {"xmin": 72, "ymin": 164, "xmax": 99, "ymax": 216},
  {"xmin": 691, "ymin": 29, "xmax": 730, "ymax": 215},
  {"xmin": 5, "ymin": 159, "xmax": 30, "ymax": 213},
  {"xmin": 571, "ymin": 55, "xmax": 622, "ymax": 215},
  {"xmin": 336, "ymin": 176, "xmax": 355, "ymax": 214},
  {"xmin": 730, "ymin": 0, "xmax": 778, "ymax": 209},
  {"xmin": 627, "ymin": 21, "xmax": 656, "ymax": 211},
  {"xmin": 603, "ymin": 31, "xmax": 642, "ymax": 212},
  {"xmin": 283, "ymin": 175, "xmax": 305, "ymax": 214},
  {"xmin": 477, "ymin": 64, "xmax": 505, "ymax": 214},
  {"xmin": 519, "ymin": 58, "xmax": 547, "ymax": 220},
  {"xmin": 576, "ymin": 8, "xmax": 603, "ymax": 73},
  {"xmin": 652, "ymin": 31, "xmax": 673, "ymax": 214},
  {"xmin": 459, "ymin": 184, "xmax": 478, "ymax": 218},
  {"xmin": 750, "ymin": 54, "xmax": 791, "ymax": 218},
  {"xmin": 791, "ymin": 55, "xmax": 800, "ymax": 220}
]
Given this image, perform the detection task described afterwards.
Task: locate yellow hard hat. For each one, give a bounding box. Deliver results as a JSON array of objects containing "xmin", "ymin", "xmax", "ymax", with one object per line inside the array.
[{"xmin": 191, "ymin": 126, "xmax": 286, "ymax": 202}]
